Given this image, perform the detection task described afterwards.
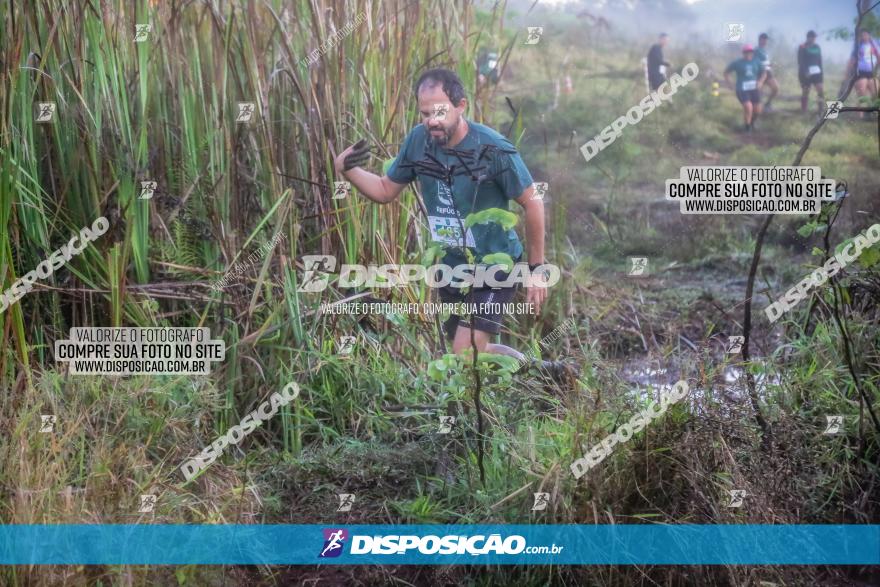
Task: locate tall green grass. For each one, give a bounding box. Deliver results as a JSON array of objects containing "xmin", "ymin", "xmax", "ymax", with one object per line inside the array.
[{"xmin": 0, "ymin": 0, "xmax": 521, "ymax": 437}]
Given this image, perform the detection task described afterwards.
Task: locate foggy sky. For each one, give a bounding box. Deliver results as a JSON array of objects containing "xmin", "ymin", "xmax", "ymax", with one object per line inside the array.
[{"xmin": 518, "ymin": 0, "xmax": 870, "ymax": 62}]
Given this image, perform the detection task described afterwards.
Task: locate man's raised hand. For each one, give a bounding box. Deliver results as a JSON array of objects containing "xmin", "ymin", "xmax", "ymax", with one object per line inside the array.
[{"xmin": 338, "ymin": 138, "xmax": 371, "ymax": 172}]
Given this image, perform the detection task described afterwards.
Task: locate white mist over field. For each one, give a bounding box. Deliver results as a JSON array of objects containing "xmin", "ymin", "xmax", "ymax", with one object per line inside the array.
[{"xmin": 513, "ymin": 0, "xmax": 867, "ymax": 63}]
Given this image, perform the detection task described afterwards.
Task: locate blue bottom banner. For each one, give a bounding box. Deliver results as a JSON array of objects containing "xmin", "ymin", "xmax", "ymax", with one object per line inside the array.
[{"xmin": 1, "ymin": 524, "xmax": 878, "ymax": 565}]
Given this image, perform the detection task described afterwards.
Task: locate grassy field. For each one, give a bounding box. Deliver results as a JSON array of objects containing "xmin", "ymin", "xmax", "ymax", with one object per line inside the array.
[{"xmin": 2, "ymin": 1, "xmax": 879, "ymax": 585}]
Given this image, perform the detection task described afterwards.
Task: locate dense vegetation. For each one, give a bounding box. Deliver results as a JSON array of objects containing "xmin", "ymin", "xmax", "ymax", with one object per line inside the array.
[{"xmin": 2, "ymin": 1, "xmax": 878, "ymax": 584}]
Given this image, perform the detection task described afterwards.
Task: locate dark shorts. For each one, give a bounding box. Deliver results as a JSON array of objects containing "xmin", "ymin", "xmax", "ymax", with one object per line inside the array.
[
  {"xmin": 801, "ymin": 74, "xmax": 823, "ymax": 87},
  {"xmin": 856, "ymin": 71, "xmax": 875, "ymax": 80},
  {"xmin": 648, "ymin": 75, "xmax": 666, "ymax": 91},
  {"xmin": 438, "ymin": 283, "xmax": 520, "ymax": 338},
  {"xmin": 736, "ymin": 88, "xmax": 761, "ymax": 104}
]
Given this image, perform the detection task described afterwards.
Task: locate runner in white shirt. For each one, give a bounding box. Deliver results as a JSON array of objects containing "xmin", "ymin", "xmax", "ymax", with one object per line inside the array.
[{"xmin": 847, "ymin": 29, "xmax": 880, "ymax": 119}]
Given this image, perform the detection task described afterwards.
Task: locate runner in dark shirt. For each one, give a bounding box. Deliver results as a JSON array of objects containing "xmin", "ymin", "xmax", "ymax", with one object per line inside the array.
[
  {"xmin": 647, "ymin": 33, "xmax": 671, "ymax": 91},
  {"xmin": 797, "ymin": 30, "xmax": 825, "ymax": 113}
]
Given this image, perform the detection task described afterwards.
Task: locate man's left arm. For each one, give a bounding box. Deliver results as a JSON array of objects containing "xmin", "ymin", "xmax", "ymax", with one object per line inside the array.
[
  {"xmin": 515, "ymin": 185, "xmax": 545, "ymax": 268},
  {"xmin": 494, "ymin": 145, "xmax": 548, "ymax": 315},
  {"xmin": 515, "ymin": 186, "xmax": 548, "ymax": 315}
]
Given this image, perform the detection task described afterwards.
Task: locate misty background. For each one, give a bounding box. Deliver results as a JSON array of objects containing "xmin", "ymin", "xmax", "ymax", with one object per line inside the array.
[{"xmin": 514, "ymin": 0, "xmax": 868, "ymax": 63}]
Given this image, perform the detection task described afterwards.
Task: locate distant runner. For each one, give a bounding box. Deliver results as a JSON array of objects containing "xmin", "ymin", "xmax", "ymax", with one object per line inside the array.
[
  {"xmin": 647, "ymin": 33, "xmax": 671, "ymax": 91},
  {"xmin": 477, "ymin": 50, "xmax": 501, "ymax": 86},
  {"xmin": 754, "ymin": 33, "xmax": 778, "ymax": 112},
  {"xmin": 724, "ymin": 44, "xmax": 767, "ymax": 132},
  {"xmin": 848, "ymin": 28, "xmax": 880, "ymax": 119},
  {"xmin": 798, "ymin": 30, "xmax": 825, "ymax": 114}
]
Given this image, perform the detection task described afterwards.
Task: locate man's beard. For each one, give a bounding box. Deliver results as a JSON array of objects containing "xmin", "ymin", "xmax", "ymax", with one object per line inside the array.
[{"xmin": 427, "ymin": 119, "xmax": 458, "ymax": 147}]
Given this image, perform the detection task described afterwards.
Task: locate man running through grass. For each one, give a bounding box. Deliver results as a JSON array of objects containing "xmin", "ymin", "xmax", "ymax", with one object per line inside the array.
[
  {"xmin": 333, "ymin": 68, "xmax": 575, "ymax": 382},
  {"xmin": 798, "ymin": 30, "xmax": 825, "ymax": 114},
  {"xmin": 755, "ymin": 33, "xmax": 778, "ymax": 112},
  {"xmin": 647, "ymin": 33, "xmax": 671, "ymax": 91},
  {"xmin": 724, "ymin": 44, "xmax": 767, "ymax": 132}
]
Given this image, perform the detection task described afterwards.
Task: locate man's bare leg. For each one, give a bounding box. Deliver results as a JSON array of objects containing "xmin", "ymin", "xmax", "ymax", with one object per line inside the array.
[
  {"xmin": 855, "ymin": 78, "xmax": 867, "ymax": 118},
  {"xmin": 764, "ymin": 76, "xmax": 779, "ymax": 108},
  {"xmin": 449, "ymin": 325, "xmax": 577, "ymax": 385},
  {"xmin": 451, "ymin": 325, "xmax": 525, "ymax": 361},
  {"xmin": 742, "ymin": 102, "xmax": 753, "ymax": 129}
]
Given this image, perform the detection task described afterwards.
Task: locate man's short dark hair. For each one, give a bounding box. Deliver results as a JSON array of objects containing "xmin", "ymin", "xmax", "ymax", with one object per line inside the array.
[
  {"xmin": 759, "ymin": 33, "xmax": 769, "ymax": 40},
  {"xmin": 414, "ymin": 68, "xmax": 466, "ymax": 106},
  {"xmin": 807, "ymin": 30, "xmax": 817, "ymax": 38},
  {"xmin": 659, "ymin": 33, "xmax": 668, "ymax": 38}
]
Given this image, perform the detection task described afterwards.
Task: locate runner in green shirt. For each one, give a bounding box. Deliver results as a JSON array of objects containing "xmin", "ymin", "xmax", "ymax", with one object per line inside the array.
[
  {"xmin": 385, "ymin": 116, "xmax": 529, "ymax": 271},
  {"xmin": 797, "ymin": 30, "xmax": 825, "ymax": 114},
  {"xmin": 724, "ymin": 44, "xmax": 768, "ymax": 132},
  {"xmin": 754, "ymin": 33, "xmax": 778, "ymax": 111},
  {"xmin": 333, "ymin": 68, "xmax": 576, "ymax": 384}
]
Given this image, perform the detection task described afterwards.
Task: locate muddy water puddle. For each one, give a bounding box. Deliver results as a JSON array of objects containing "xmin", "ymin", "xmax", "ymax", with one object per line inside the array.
[{"xmin": 619, "ymin": 359, "xmax": 781, "ymax": 409}]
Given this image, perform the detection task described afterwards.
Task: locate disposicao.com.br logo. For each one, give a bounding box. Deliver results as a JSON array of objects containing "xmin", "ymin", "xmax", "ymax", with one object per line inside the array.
[{"xmin": 318, "ymin": 529, "xmax": 563, "ymax": 558}]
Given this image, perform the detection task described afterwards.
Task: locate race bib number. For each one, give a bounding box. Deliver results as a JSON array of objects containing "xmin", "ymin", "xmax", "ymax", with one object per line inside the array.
[
  {"xmin": 808, "ymin": 65, "xmax": 821, "ymax": 75},
  {"xmin": 742, "ymin": 80, "xmax": 757, "ymax": 91},
  {"xmin": 429, "ymin": 216, "xmax": 476, "ymax": 247}
]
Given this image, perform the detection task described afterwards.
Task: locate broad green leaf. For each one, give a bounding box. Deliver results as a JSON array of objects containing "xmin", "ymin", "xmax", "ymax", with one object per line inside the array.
[
  {"xmin": 797, "ymin": 222, "xmax": 819, "ymax": 238},
  {"xmin": 796, "ymin": 224, "xmax": 813, "ymax": 238},
  {"xmin": 464, "ymin": 208, "xmax": 518, "ymax": 231},
  {"xmin": 834, "ymin": 238, "xmax": 855, "ymax": 256},
  {"xmin": 477, "ymin": 352, "xmax": 520, "ymax": 372},
  {"xmin": 858, "ymin": 245, "xmax": 880, "ymax": 268},
  {"xmin": 421, "ymin": 243, "xmax": 444, "ymax": 266},
  {"xmin": 427, "ymin": 359, "xmax": 448, "ymax": 381},
  {"xmin": 481, "ymin": 252, "xmax": 514, "ymax": 272}
]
